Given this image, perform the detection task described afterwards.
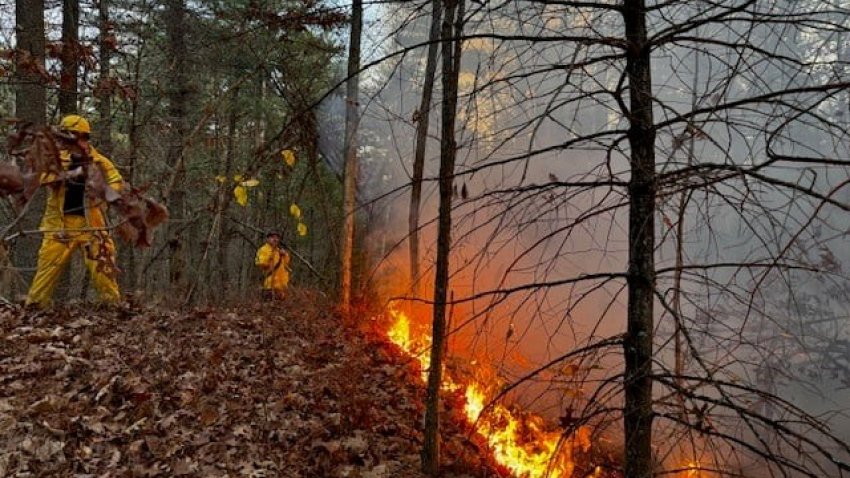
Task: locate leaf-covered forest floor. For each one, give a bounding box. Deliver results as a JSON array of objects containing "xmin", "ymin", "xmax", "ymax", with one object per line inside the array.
[{"xmin": 0, "ymin": 290, "xmax": 498, "ymax": 477}]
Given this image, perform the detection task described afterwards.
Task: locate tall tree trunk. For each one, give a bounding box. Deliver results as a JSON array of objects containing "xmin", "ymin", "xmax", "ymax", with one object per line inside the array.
[
  {"xmin": 216, "ymin": 98, "xmax": 238, "ymax": 299},
  {"xmin": 164, "ymin": 0, "xmax": 190, "ymax": 296},
  {"xmin": 91, "ymin": 0, "xmax": 113, "ymax": 298},
  {"xmin": 97, "ymin": 0, "xmax": 113, "ymax": 153},
  {"xmin": 15, "ymin": 0, "xmax": 46, "ymax": 124},
  {"xmin": 672, "ymin": 51, "xmax": 700, "ymax": 416},
  {"xmin": 623, "ymin": 1, "xmax": 656, "ymax": 477},
  {"xmin": 255, "ymin": 75, "xmax": 266, "ymax": 150},
  {"xmin": 127, "ymin": 44, "xmax": 143, "ymax": 291},
  {"xmin": 59, "ymin": 0, "xmax": 79, "ymax": 115},
  {"xmin": 421, "ymin": 0, "xmax": 462, "ymax": 474},
  {"xmin": 340, "ymin": 0, "xmax": 362, "ymax": 314},
  {"xmin": 12, "ymin": 0, "xmax": 46, "ymax": 299},
  {"xmin": 408, "ymin": 0, "xmax": 441, "ymax": 297},
  {"xmin": 56, "ymin": 0, "xmax": 82, "ymax": 301}
]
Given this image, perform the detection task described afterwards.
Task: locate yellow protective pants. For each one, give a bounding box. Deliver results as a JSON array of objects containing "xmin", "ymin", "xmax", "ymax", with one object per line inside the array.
[{"xmin": 26, "ymin": 215, "xmax": 121, "ymax": 307}]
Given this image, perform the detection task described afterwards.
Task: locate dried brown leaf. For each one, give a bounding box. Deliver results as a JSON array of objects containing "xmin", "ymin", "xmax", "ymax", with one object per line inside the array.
[{"xmin": 0, "ymin": 161, "xmax": 24, "ymax": 196}]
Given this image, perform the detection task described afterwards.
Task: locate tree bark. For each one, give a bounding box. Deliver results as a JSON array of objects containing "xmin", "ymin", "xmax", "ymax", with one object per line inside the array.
[
  {"xmin": 421, "ymin": 0, "xmax": 461, "ymax": 474},
  {"xmin": 81, "ymin": 0, "xmax": 110, "ymax": 300},
  {"xmin": 60, "ymin": 0, "xmax": 84, "ymax": 301},
  {"xmin": 59, "ymin": 0, "xmax": 79, "ymax": 115},
  {"xmin": 216, "ymin": 97, "xmax": 238, "ymax": 298},
  {"xmin": 127, "ymin": 42, "xmax": 143, "ymax": 290},
  {"xmin": 164, "ymin": 0, "xmax": 190, "ymax": 294},
  {"xmin": 15, "ymin": 0, "xmax": 46, "ymax": 124},
  {"xmin": 12, "ymin": 0, "xmax": 46, "ymax": 299},
  {"xmin": 408, "ymin": 0, "xmax": 441, "ymax": 297},
  {"xmin": 623, "ymin": 1, "xmax": 656, "ymax": 477},
  {"xmin": 340, "ymin": 0, "xmax": 362, "ymax": 314},
  {"xmin": 672, "ymin": 50, "xmax": 700, "ymax": 414},
  {"xmin": 97, "ymin": 0, "xmax": 113, "ymax": 153}
]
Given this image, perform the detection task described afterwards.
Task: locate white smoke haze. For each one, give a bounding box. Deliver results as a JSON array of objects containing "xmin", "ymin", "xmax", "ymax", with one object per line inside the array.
[{"xmin": 317, "ymin": 0, "xmax": 850, "ymax": 475}]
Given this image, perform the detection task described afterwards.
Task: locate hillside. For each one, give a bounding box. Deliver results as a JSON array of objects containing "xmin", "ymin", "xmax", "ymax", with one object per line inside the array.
[{"xmin": 0, "ymin": 291, "xmax": 496, "ymax": 477}]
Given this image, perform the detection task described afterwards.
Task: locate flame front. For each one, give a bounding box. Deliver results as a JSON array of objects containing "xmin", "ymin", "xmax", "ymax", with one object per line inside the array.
[
  {"xmin": 387, "ymin": 311, "xmax": 431, "ymax": 382},
  {"xmin": 386, "ymin": 307, "xmax": 591, "ymax": 478}
]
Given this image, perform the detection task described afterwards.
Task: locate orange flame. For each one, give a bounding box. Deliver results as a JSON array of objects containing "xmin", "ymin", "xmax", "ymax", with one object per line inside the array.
[
  {"xmin": 387, "ymin": 310, "xmax": 432, "ymax": 381},
  {"xmin": 684, "ymin": 461, "xmax": 702, "ymax": 477},
  {"xmin": 386, "ymin": 307, "xmax": 591, "ymax": 478}
]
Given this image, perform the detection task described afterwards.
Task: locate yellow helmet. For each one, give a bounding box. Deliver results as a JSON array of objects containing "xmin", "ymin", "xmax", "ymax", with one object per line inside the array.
[{"xmin": 60, "ymin": 114, "xmax": 91, "ymax": 134}]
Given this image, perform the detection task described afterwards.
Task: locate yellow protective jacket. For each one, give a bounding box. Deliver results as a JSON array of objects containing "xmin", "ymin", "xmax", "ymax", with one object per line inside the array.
[
  {"xmin": 40, "ymin": 147, "xmax": 124, "ymax": 235},
  {"xmin": 255, "ymin": 243, "xmax": 290, "ymax": 291}
]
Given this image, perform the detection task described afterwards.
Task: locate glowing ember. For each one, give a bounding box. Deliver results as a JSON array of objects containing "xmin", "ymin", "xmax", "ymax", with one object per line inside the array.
[
  {"xmin": 386, "ymin": 307, "xmax": 591, "ymax": 478},
  {"xmin": 685, "ymin": 461, "xmax": 702, "ymax": 477}
]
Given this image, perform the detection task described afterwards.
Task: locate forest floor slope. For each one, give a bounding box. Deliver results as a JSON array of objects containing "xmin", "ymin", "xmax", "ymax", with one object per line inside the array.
[{"xmin": 0, "ymin": 290, "xmax": 491, "ymax": 477}]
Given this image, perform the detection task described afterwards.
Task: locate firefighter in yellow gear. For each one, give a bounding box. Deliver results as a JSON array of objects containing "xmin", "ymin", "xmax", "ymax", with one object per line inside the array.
[
  {"xmin": 26, "ymin": 115, "xmax": 124, "ymax": 307},
  {"xmin": 255, "ymin": 231, "xmax": 291, "ymax": 300}
]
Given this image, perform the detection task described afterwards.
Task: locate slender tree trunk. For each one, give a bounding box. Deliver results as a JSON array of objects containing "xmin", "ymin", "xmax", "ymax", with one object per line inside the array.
[
  {"xmin": 623, "ymin": 1, "xmax": 656, "ymax": 477},
  {"xmin": 12, "ymin": 0, "xmax": 46, "ymax": 299},
  {"xmin": 127, "ymin": 46, "xmax": 143, "ymax": 291},
  {"xmin": 60, "ymin": 0, "xmax": 83, "ymax": 300},
  {"xmin": 217, "ymin": 98, "xmax": 238, "ymax": 299},
  {"xmin": 97, "ymin": 0, "xmax": 113, "ymax": 153},
  {"xmin": 164, "ymin": 0, "xmax": 190, "ymax": 296},
  {"xmin": 15, "ymin": 0, "xmax": 46, "ymax": 124},
  {"xmin": 85, "ymin": 0, "xmax": 112, "ymax": 300},
  {"xmin": 422, "ymin": 0, "xmax": 461, "ymax": 474},
  {"xmin": 340, "ymin": 0, "xmax": 362, "ymax": 314},
  {"xmin": 673, "ymin": 51, "xmax": 700, "ymax": 413},
  {"xmin": 256, "ymin": 75, "xmax": 266, "ymax": 150},
  {"xmin": 60, "ymin": 22, "xmax": 84, "ymax": 301},
  {"xmin": 672, "ymin": 190, "xmax": 687, "ymax": 378},
  {"xmin": 408, "ymin": 0, "xmax": 441, "ymax": 297},
  {"xmin": 59, "ymin": 0, "xmax": 79, "ymax": 115}
]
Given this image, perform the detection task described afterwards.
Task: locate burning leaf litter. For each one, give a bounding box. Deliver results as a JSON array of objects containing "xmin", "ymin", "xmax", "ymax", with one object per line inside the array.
[{"xmin": 386, "ymin": 306, "xmax": 611, "ymax": 478}]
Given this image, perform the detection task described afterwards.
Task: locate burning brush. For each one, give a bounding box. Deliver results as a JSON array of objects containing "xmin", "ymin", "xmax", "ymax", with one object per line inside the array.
[{"xmin": 385, "ymin": 306, "xmax": 605, "ymax": 478}]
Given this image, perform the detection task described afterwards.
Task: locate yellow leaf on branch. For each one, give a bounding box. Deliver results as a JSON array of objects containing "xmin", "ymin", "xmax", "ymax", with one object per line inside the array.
[
  {"xmin": 234, "ymin": 185, "xmax": 248, "ymax": 206},
  {"xmin": 215, "ymin": 175, "xmax": 226, "ymax": 183},
  {"xmin": 281, "ymin": 149, "xmax": 296, "ymax": 167},
  {"xmin": 241, "ymin": 178, "xmax": 260, "ymax": 187},
  {"xmin": 297, "ymin": 222, "xmax": 307, "ymax": 237},
  {"xmin": 290, "ymin": 203, "xmax": 302, "ymax": 219}
]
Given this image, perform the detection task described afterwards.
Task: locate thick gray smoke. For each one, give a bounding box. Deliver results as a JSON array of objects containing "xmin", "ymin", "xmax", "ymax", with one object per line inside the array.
[{"xmin": 319, "ymin": 1, "xmax": 850, "ymax": 475}]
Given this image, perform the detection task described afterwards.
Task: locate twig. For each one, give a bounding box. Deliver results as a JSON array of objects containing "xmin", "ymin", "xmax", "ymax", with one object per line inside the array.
[
  {"xmin": 1, "ymin": 195, "xmax": 35, "ymax": 241},
  {"xmin": 3, "ymin": 222, "xmax": 128, "ymax": 243}
]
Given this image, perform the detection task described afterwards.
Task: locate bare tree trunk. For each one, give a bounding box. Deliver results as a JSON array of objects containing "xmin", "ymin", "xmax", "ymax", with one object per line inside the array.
[
  {"xmin": 408, "ymin": 0, "xmax": 441, "ymax": 297},
  {"xmin": 184, "ymin": 97, "xmax": 233, "ymax": 306},
  {"xmin": 12, "ymin": 0, "xmax": 46, "ymax": 299},
  {"xmin": 422, "ymin": 0, "xmax": 462, "ymax": 474},
  {"xmin": 127, "ymin": 45, "xmax": 143, "ymax": 291},
  {"xmin": 164, "ymin": 0, "xmax": 190, "ymax": 297},
  {"xmin": 623, "ymin": 1, "xmax": 656, "ymax": 477},
  {"xmin": 255, "ymin": 75, "xmax": 266, "ymax": 150},
  {"xmin": 97, "ymin": 0, "xmax": 113, "ymax": 153},
  {"xmin": 15, "ymin": 0, "xmax": 46, "ymax": 124},
  {"xmin": 59, "ymin": 0, "xmax": 83, "ymax": 300},
  {"xmin": 340, "ymin": 0, "xmax": 362, "ymax": 314},
  {"xmin": 59, "ymin": 0, "xmax": 79, "ymax": 115},
  {"xmin": 672, "ymin": 51, "xmax": 700, "ymax": 413},
  {"xmin": 216, "ymin": 97, "xmax": 238, "ymax": 300},
  {"xmin": 82, "ymin": 0, "xmax": 111, "ymax": 300}
]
